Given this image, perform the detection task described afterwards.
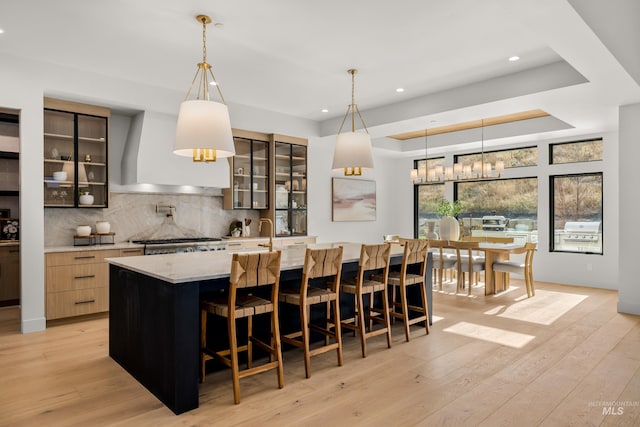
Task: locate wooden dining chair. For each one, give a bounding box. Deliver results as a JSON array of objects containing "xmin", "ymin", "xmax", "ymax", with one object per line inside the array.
[
  {"xmin": 450, "ymin": 240, "xmax": 485, "ymax": 295},
  {"xmin": 279, "ymin": 246, "xmax": 344, "ymax": 378},
  {"xmin": 200, "ymin": 251, "xmax": 284, "ymax": 404},
  {"xmin": 492, "ymin": 242, "xmax": 537, "ymax": 297},
  {"xmin": 340, "ymin": 243, "xmax": 392, "ymax": 358},
  {"xmin": 376, "ymin": 239, "xmax": 430, "ymax": 341},
  {"xmin": 428, "ymin": 239, "xmax": 457, "ymax": 290}
]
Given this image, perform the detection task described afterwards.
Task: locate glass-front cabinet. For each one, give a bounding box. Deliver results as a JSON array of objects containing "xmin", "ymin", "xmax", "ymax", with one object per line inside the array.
[
  {"xmin": 228, "ymin": 137, "xmax": 269, "ymax": 209},
  {"xmin": 274, "ymin": 142, "xmax": 307, "ymax": 236},
  {"xmin": 43, "ymin": 101, "xmax": 109, "ymax": 208}
]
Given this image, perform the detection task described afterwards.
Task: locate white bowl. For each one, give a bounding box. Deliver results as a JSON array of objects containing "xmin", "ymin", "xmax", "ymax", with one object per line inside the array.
[{"xmin": 53, "ymin": 171, "xmax": 67, "ymax": 181}]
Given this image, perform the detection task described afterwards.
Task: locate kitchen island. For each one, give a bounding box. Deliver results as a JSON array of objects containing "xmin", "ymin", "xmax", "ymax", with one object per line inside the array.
[{"xmin": 107, "ymin": 242, "xmax": 432, "ymax": 414}]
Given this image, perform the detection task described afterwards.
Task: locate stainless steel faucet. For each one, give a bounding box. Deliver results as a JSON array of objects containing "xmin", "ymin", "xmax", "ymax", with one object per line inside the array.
[{"xmin": 258, "ymin": 218, "xmax": 274, "ymax": 251}]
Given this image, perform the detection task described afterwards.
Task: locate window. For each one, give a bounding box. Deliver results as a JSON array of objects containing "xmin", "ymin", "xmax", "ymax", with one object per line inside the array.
[
  {"xmin": 455, "ymin": 146, "xmax": 537, "ymax": 169},
  {"xmin": 414, "ymin": 182, "xmax": 445, "ymax": 238},
  {"xmin": 455, "ymin": 178, "xmax": 538, "ymax": 241},
  {"xmin": 550, "ymin": 139, "xmax": 603, "ymax": 164},
  {"xmin": 550, "ymin": 173, "xmax": 603, "ymax": 254}
]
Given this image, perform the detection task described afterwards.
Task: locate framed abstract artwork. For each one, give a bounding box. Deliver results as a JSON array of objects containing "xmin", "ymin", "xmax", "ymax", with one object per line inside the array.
[{"xmin": 332, "ymin": 178, "xmax": 376, "ymax": 221}]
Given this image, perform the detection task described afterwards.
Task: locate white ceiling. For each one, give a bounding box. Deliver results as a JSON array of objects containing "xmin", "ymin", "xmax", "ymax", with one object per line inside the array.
[{"xmin": 1, "ymin": 0, "xmax": 639, "ymax": 150}]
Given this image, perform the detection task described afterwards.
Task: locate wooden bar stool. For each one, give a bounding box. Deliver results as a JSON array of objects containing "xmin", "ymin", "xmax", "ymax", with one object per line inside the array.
[
  {"xmin": 340, "ymin": 243, "xmax": 392, "ymax": 358},
  {"xmin": 200, "ymin": 251, "xmax": 284, "ymax": 404},
  {"xmin": 379, "ymin": 239, "xmax": 430, "ymax": 341},
  {"xmin": 279, "ymin": 246, "xmax": 344, "ymax": 378}
]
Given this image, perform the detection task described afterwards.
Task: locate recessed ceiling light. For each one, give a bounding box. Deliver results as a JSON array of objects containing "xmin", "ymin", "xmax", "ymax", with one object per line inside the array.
[
  {"xmin": 0, "ymin": 29, "xmax": 4, "ymax": 34},
  {"xmin": 396, "ymin": 88, "xmax": 405, "ymax": 93},
  {"xmin": 209, "ymin": 81, "xmax": 217, "ymax": 86},
  {"xmin": 509, "ymin": 56, "xmax": 520, "ymax": 62},
  {"xmin": 321, "ymin": 109, "xmax": 328, "ymax": 113}
]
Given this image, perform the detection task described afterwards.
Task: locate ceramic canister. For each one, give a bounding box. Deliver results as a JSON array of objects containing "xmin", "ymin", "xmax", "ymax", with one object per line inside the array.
[
  {"xmin": 96, "ymin": 221, "xmax": 111, "ymax": 234},
  {"xmin": 76, "ymin": 225, "xmax": 92, "ymax": 236}
]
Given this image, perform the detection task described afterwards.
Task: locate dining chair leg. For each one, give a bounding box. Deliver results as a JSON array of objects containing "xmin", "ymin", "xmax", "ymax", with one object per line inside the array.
[
  {"xmin": 300, "ymin": 303, "xmax": 311, "ymax": 378},
  {"xmin": 419, "ymin": 282, "xmax": 430, "ymax": 335},
  {"xmin": 333, "ymin": 298, "xmax": 344, "ymax": 366},
  {"xmin": 272, "ymin": 309, "xmax": 285, "ymax": 389},
  {"xmin": 399, "ymin": 284, "xmax": 410, "ymax": 342},
  {"xmin": 357, "ymin": 292, "xmax": 367, "ymax": 357},
  {"xmin": 228, "ymin": 316, "xmax": 241, "ymax": 405},
  {"xmin": 381, "ymin": 288, "xmax": 392, "ymax": 349},
  {"xmin": 390, "ymin": 284, "xmax": 397, "ymax": 324}
]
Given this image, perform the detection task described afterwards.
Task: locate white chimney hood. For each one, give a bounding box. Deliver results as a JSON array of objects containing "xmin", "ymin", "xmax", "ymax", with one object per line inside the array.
[{"xmin": 121, "ymin": 111, "xmax": 230, "ymax": 188}]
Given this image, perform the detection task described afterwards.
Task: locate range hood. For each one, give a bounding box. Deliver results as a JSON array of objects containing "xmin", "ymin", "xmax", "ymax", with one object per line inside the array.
[{"xmin": 121, "ymin": 111, "xmax": 230, "ymax": 188}]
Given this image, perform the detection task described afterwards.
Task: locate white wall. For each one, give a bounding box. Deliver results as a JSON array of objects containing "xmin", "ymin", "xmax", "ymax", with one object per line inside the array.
[
  {"xmin": 618, "ymin": 103, "xmax": 640, "ymax": 315},
  {"xmin": 388, "ymin": 130, "xmax": 620, "ymax": 291},
  {"xmin": 307, "ymin": 135, "xmax": 401, "ymax": 244}
]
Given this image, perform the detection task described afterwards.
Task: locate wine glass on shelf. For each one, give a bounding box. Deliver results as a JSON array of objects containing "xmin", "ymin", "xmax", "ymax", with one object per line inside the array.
[{"xmin": 59, "ymin": 190, "xmax": 68, "ymax": 205}]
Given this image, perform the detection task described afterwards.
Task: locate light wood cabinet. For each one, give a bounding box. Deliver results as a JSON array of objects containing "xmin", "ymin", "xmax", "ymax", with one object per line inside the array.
[
  {"xmin": 223, "ymin": 130, "xmax": 270, "ymax": 210},
  {"xmin": 45, "ymin": 247, "xmax": 143, "ymax": 320},
  {"xmin": 44, "ymin": 98, "xmax": 110, "ymax": 208}
]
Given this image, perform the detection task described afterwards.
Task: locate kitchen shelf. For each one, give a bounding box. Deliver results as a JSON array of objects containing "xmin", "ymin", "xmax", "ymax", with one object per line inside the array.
[
  {"xmin": 43, "ymin": 98, "xmax": 110, "ymax": 208},
  {"xmin": 224, "ymin": 135, "xmax": 269, "ymax": 210}
]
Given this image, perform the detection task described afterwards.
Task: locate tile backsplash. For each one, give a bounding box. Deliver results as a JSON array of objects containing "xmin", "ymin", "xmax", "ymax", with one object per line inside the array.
[{"xmin": 44, "ymin": 192, "xmax": 259, "ymax": 247}]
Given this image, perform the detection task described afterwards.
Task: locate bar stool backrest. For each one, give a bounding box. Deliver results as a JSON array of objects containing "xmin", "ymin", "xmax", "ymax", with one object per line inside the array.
[
  {"xmin": 357, "ymin": 244, "xmax": 391, "ymax": 290},
  {"xmin": 230, "ymin": 251, "xmax": 282, "ymax": 290},
  {"xmin": 302, "ymin": 246, "xmax": 344, "ymax": 293},
  {"xmin": 401, "ymin": 239, "xmax": 430, "ymax": 279}
]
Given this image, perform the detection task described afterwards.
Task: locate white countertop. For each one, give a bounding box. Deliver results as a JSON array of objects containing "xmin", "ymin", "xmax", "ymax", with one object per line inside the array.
[{"xmin": 106, "ymin": 242, "xmax": 405, "ymax": 284}]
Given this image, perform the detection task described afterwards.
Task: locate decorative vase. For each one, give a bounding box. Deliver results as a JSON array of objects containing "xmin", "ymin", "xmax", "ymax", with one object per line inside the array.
[
  {"xmin": 438, "ymin": 216, "xmax": 460, "ymax": 241},
  {"xmin": 96, "ymin": 221, "xmax": 111, "ymax": 234},
  {"xmin": 243, "ymin": 224, "xmax": 250, "ymax": 237},
  {"xmin": 231, "ymin": 229, "xmax": 241, "ymax": 237},
  {"xmin": 79, "ymin": 192, "xmax": 94, "ymax": 205},
  {"xmin": 425, "ymin": 221, "xmax": 439, "ymax": 240}
]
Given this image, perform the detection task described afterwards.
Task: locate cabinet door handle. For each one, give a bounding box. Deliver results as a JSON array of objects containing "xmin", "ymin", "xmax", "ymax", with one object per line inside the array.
[
  {"xmin": 74, "ymin": 275, "xmax": 96, "ymax": 279},
  {"xmin": 74, "ymin": 255, "xmax": 96, "ymax": 260},
  {"xmin": 74, "ymin": 299, "xmax": 96, "ymax": 305},
  {"xmin": 9, "ymin": 249, "xmax": 19, "ymax": 253},
  {"xmin": 121, "ymin": 249, "xmax": 142, "ymax": 254}
]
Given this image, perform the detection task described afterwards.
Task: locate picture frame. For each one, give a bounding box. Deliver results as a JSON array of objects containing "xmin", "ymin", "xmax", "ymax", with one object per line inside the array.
[
  {"xmin": 0, "ymin": 218, "xmax": 19, "ymax": 241},
  {"xmin": 332, "ymin": 178, "xmax": 376, "ymax": 222}
]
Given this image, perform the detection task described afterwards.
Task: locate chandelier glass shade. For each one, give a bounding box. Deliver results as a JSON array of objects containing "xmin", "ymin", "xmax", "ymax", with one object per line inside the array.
[
  {"xmin": 173, "ymin": 14, "xmax": 235, "ymax": 162},
  {"xmin": 332, "ymin": 69, "xmax": 374, "ymax": 176}
]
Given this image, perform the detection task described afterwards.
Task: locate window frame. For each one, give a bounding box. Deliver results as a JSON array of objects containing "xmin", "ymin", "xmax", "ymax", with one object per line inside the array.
[
  {"xmin": 549, "ymin": 138, "xmax": 603, "ymax": 165},
  {"xmin": 454, "ymin": 145, "xmax": 538, "ymax": 170},
  {"xmin": 549, "ymin": 172, "xmax": 604, "ymax": 255}
]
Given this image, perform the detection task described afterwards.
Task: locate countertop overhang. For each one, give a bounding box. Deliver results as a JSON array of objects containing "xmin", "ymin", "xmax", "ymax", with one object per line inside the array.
[{"xmin": 106, "ymin": 242, "xmax": 404, "ymax": 284}]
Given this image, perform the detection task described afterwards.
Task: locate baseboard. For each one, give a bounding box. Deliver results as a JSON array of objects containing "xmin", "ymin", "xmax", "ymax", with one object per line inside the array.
[
  {"xmin": 21, "ymin": 316, "xmax": 46, "ymax": 333},
  {"xmin": 617, "ymin": 300, "xmax": 640, "ymax": 316}
]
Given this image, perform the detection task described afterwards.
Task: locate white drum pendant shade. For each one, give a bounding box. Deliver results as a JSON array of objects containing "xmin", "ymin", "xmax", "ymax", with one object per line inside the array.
[
  {"xmin": 174, "ymin": 100, "xmax": 235, "ymax": 158},
  {"xmin": 332, "ymin": 131, "xmax": 374, "ymax": 170}
]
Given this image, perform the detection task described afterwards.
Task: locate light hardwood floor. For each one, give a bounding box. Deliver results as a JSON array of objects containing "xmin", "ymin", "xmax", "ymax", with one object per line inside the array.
[{"xmin": 1, "ymin": 279, "xmax": 639, "ymax": 426}]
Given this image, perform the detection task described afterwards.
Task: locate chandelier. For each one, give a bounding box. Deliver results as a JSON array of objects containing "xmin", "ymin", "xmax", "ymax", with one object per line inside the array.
[
  {"xmin": 173, "ymin": 14, "xmax": 235, "ymax": 162},
  {"xmin": 332, "ymin": 69, "xmax": 374, "ymax": 176},
  {"xmin": 411, "ymin": 119, "xmax": 504, "ymax": 184}
]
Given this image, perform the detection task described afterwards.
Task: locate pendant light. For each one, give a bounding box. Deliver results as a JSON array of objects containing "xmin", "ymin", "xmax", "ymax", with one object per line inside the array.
[
  {"xmin": 173, "ymin": 14, "xmax": 235, "ymax": 162},
  {"xmin": 332, "ymin": 69, "xmax": 374, "ymax": 176}
]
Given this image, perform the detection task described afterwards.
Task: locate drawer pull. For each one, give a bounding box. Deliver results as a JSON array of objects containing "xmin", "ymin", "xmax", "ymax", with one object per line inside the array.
[
  {"xmin": 74, "ymin": 275, "xmax": 96, "ymax": 279},
  {"xmin": 121, "ymin": 249, "xmax": 141, "ymax": 253},
  {"xmin": 228, "ymin": 243, "xmax": 241, "ymax": 247},
  {"xmin": 74, "ymin": 255, "xmax": 96, "ymax": 260},
  {"xmin": 75, "ymin": 299, "xmax": 96, "ymax": 305},
  {"xmin": 9, "ymin": 249, "xmax": 19, "ymax": 253}
]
